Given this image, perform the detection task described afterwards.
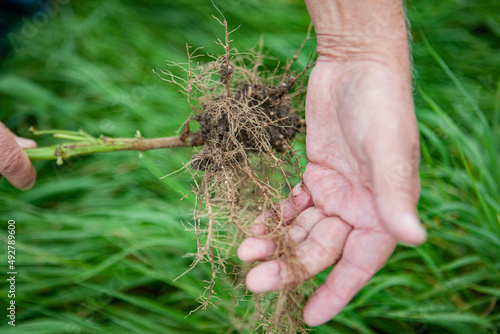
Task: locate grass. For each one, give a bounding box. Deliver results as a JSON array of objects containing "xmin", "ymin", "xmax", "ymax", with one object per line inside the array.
[{"xmin": 0, "ymin": 0, "xmax": 499, "ymax": 333}]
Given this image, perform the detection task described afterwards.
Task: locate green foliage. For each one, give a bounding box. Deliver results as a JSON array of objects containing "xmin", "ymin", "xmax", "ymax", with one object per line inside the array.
[{"xmin": 0, "ymin": 0, "xmax": 499, "ymax": 333}]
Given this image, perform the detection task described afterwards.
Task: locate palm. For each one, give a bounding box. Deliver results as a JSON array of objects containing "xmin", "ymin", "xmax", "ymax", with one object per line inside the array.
[{"xmin": 238, "ymin": 59, "xmax": 425, "ymax": 326}]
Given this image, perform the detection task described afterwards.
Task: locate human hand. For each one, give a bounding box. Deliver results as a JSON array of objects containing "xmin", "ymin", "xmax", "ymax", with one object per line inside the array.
[
  {"xmin": 0, "ymin": 122, "xmax": 37, "ymax": 189},
  {"xmin": 237, "ymin": 0, "xmax": 427, "ymax": 326}
]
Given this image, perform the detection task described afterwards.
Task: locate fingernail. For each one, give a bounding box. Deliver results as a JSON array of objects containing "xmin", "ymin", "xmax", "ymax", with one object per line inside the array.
[
  {"xmin": 292, "ymin": 183, "xmax": 303, "ymax": 197},
  {"xmin": 15, "ymin": 136, "xmax": 37, "ymax": 149}
]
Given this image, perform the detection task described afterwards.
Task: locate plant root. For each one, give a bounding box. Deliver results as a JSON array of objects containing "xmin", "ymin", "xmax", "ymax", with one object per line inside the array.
[{"xmin": 160, "ymin": 19, "xmax": 313, "ymax": 334}]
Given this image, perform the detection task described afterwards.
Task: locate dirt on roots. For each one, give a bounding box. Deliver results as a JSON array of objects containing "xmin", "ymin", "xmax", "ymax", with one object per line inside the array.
[
  {"xmin": 159, "ymin": 21, "xmax": 313, "ymax": 334},
  {"xmin": 190, "ymin": 74, "xmax": 304, "ymax": 172}
]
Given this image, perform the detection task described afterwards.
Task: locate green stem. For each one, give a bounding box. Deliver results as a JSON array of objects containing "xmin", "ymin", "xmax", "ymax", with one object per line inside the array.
[{"xmin": 25, "ymin": 132, "xmax": 204, "ymax": 165}]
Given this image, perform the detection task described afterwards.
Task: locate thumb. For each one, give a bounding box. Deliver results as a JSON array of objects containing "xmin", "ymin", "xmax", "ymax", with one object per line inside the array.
[
  {"xmin": 337, "ymin": 62, "xmax": 427, "ymax": 245},
  {"xmin": 366, "ymin": 124, "xmax": 426, "ymax": 245}
]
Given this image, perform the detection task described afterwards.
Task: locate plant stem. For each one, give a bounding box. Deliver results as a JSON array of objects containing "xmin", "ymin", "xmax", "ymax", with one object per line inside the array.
[{"xmin": 25, "ymin": 132, "xmax": 204, "ymax": 165}]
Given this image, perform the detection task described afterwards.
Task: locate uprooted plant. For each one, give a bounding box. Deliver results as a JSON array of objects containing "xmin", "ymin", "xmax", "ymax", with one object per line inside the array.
[{"xmin": 26, "ymin": 19, "xmax": 314, "ymax": 333}]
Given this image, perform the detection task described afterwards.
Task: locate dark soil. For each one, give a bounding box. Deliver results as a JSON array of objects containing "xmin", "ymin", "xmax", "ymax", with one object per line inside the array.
[{"xmin": 190, "ymin": 78, "xmax": 304, "ymax": 171}]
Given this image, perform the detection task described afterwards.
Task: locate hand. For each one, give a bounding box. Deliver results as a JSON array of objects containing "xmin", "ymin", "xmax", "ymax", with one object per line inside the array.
[
  {"xmin": 0, "ymin": 122, "xmax": 37, "ymax": 189},
  {"xmin": 237, "ymin": 0, "xmax": 427, "ymax": 326}
]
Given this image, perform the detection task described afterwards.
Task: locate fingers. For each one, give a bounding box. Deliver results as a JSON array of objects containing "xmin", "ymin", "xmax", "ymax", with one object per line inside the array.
[
  {"xmin": 238, "ymin": 184, "xmax": 314, "ymax": 277},
  {"xmin": 287, "ymin": 207, "xmax": 328, "ymax": 244},
  {"xmin": 238, "ymin": 207, "xmax": 326, "ymax": 262},
  {"xmin": 251, "ymin": 183, "xmax": 313, "ymax": 236},
  {"xmin": 243, "ymin": 217, "xmax": 352, "ymax": 293},
  {"xmin": 303, "ymin": 229, "xmax": 396, "ymax": 326},
  {"xmin": 0, "ymin": 123, "xmax": 37, "ymax": 190},
  {"xmin": 245, "ymin": 260, "xmax": 287, "ymax": 293},
  {"xmin": 294, "ymin": 217, "xmax": 352, "ymax": 275},
  {"xmin": 237, "ymin": 238, "xmax": 275, "ymax": 262}
]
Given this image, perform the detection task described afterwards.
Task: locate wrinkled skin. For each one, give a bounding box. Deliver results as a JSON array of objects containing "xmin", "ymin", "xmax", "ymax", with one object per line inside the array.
[{"xmin": 238, "ymin": 5, "xmax": 427, "ymax": 324}]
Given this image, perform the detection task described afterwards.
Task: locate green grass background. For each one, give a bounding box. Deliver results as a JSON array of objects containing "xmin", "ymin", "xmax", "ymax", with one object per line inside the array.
[{"xmin": 0, "ymin": 0, "xmax": 499, "ymax": 333}]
